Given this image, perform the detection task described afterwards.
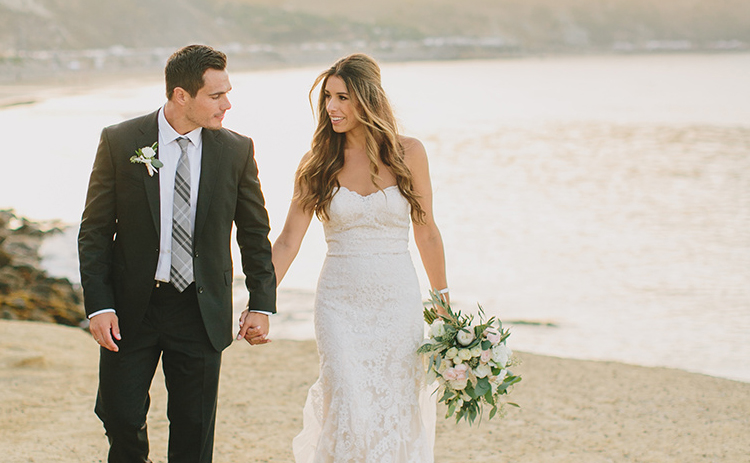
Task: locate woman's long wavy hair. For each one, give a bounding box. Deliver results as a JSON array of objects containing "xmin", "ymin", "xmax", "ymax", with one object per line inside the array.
[{"xmin": 295, "ymin": 53, "xmax": 426, "ymax": 223}]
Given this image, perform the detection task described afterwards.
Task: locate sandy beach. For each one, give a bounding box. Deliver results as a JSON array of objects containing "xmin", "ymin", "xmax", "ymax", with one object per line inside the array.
[{"xmin": 1, "ymin": 319, "xmax": 748, "ymax": 463}]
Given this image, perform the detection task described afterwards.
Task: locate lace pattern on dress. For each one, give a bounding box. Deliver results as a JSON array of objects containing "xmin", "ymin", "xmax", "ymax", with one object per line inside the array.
[{"xmin": 292, "ymin": 186, "xmax": 436, "ymax": 463}]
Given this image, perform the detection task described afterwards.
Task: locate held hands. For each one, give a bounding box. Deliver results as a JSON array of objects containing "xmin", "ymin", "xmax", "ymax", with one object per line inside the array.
[
  {"xmin": 89, "ymin": 312, "xmax": 121, "ymax": 352},
  {"xmin": 237, "ymin": 310, "xmax": 271, "ymax": 346}
]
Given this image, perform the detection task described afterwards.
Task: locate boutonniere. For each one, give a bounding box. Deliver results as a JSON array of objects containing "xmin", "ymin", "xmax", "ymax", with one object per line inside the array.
[{"xmin": 130, "ymin": 142, "xmax": 163, "ymax": 177}]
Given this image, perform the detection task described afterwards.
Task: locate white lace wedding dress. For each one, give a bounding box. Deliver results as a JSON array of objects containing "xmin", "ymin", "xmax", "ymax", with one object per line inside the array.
[{"xmin": 293, "ymin": 185, "xmax": 436, "ymax": 463}]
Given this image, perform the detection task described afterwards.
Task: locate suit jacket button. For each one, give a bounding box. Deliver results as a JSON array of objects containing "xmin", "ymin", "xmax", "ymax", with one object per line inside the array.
[
  {"xmin": 198, "ymin": 286, "xmax": 204, "ymax": 294},
  {"xmin": 194, "ymin": 251, "xmax": 199, "ymax": 257}
]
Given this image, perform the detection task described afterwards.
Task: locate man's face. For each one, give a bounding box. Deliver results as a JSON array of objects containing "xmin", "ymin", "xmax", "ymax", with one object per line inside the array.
[{"xmin": 184, "ymin": 68, "xmax": 232, "ymax": 131}]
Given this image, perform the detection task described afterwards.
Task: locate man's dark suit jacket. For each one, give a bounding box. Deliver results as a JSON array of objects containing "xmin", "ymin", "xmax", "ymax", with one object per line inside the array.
[{"xmin": 78, "ymin": 110, "xmax": 276, "ymax": 351}]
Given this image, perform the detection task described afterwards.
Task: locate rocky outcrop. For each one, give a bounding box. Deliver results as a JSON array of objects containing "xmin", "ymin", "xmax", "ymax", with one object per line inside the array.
[{"xmin": 0, "ymin": 210, "xmax": 85, "ymax": 327}]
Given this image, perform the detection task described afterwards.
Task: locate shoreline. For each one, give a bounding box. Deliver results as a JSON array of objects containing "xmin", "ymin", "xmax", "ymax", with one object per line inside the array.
[
  {"xmin": 0, "ymin": 70, "xmax": 166, "ymax": 109},
  {"xmin": 2, "ymin": 319, "xmax": 748, "ymax": 462},
  {"xmin": 3, "ymin": 49, "xmax": 748, "ymax": 110},
  {"xmin": 30, "ymin": 225, "xmax": 750, "ymax": 385}
]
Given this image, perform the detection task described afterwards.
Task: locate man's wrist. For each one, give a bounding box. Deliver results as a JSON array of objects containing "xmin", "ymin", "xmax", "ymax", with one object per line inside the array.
[
  {"xmin": 88, "ymin": 308, "xmax": 116, "ymax": 319},
  {"xmin": 248, "ymin": 310, "xmax": 272, "ymax": 316}
]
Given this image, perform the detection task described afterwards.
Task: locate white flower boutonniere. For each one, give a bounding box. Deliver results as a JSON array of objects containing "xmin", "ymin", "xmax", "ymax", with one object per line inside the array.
[{"xmin": 130, "ymin": 142, "xmax": 163, "ymax": 177}]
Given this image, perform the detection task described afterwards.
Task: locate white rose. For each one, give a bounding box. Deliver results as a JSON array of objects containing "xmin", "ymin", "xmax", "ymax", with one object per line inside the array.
[
  {"xmin": 456, "ymin": 328, "xmax": 475, "ymax": 346},
  {"xmin": 141, "ymin": 146, "xmax": 156, "ymax": 158},
  {"xmin": 492, "ymin": 343, "xmax": 512, "ymax": 366},
  {"xmin": 474, "ymin": 363, "xmax": 492, "ymax": 378},
  {"xmin": 458, "ymin": 348, "xmax": 472, "ymax": 361},
  {"xmin": 445, "ymin": 347, "xmax": 459, "ymax": 359},
  {"xmin": 470, "ymin": 346, "xmax": 483, "ymax": 358},
  {"xmin": 450, "ymin": 378, "xmax": 468, "ymax": 390},
  {"xmin": 430, "ymin": 319, "xmax": 446, "ymax": 337}
]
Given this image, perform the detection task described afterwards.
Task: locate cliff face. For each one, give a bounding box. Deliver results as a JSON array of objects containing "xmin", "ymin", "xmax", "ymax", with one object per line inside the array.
[{"xmin": 0, "ymin": 210, "xmax": 84, "ymax": 327}]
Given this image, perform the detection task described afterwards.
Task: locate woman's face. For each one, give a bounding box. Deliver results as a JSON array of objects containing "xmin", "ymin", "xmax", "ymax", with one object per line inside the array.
[{"xmin": 324, "ymin": 75, "xmax": 362, "ymax": 134}]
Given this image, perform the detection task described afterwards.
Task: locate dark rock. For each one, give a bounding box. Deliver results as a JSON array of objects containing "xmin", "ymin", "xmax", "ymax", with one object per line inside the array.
[
  {"xmin": 0, "ymin": 248, "xmax": 10, "ymax": 268},
  {"xmin": 0, "ymin": 209, "xmax": 85, "ymax": 328}
]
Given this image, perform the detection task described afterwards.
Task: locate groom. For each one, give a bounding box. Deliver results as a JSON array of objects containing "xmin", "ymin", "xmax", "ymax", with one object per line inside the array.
[{"xmin": 78, "ymin": 44, "xmax": 276, "ymax": 463}]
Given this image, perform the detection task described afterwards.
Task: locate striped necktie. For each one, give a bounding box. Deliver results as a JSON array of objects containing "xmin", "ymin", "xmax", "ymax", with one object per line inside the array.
[{"xmin": 170, "ymin": 137, "xmax": 193, "ymax": 292}]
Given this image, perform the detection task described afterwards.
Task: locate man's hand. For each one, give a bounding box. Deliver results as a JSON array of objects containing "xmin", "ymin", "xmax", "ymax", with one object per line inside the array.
[
  {"xmin": 89, "ymin": 312, "xmax": 121, "ymax": 352},
  {"xmin": 237, "ymin": 310, "xmax": 271, "ymax": 346}
]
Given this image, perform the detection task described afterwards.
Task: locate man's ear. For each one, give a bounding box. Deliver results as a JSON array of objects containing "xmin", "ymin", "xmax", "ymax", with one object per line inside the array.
[{"xmin": 172, "ymin": 87, "xmax": 189, "ymax": 105}]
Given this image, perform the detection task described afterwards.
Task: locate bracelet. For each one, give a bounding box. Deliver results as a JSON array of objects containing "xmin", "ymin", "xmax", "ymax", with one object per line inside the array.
[{"xmin": 435, "ymin": 287, "xmax": 449, "ymax": 295}]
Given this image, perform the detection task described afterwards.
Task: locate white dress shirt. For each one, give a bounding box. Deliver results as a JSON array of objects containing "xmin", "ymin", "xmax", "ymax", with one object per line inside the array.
[{"xmin": 154, "ymin": 107, "xmax": 203, "ymax": 282}]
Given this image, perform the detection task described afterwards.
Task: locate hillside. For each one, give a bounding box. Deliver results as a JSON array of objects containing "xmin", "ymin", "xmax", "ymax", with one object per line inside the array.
[{"xmin": 1, "ymin": 0, "xmax": 749, "ymax": 82}]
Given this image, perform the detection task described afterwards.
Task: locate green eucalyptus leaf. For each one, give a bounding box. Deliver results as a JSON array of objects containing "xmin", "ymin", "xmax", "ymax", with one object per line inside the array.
[
  {"xmin": 474, "ymin": 377, "xmax": 491, "ymax": 397},
  {"xmin": 446, "ymin": 402, "xmax": 456, "ymax": 418}
]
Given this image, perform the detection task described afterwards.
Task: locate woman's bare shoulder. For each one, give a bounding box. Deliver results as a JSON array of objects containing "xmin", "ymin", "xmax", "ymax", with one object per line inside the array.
[{"xmin": 399, "ymin": 135, "xmax": 427, "ymax": 164}]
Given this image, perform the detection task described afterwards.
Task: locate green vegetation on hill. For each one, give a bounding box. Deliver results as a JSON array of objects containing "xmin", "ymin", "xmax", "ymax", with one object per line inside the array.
[
  {"xmin": 2, "ymin": 0, "xmax": 749, "ymax": 52},
  {"xmin": 0, "ymin": 0, "xmax": 748, "ymax": 82}
]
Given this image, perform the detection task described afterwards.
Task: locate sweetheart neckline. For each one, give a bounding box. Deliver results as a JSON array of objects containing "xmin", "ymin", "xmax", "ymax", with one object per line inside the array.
[{"xmin": 337, "ymin": 185, "xmax": 399, "ymax": 198}]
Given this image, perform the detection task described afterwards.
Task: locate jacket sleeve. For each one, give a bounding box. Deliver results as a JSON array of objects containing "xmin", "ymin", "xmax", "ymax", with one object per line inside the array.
[
  {"xmin": 234, "ymin": 138, "xmax": 277, "ymax": 313},
  {"xmin": 78, "ymin": 127, "xmax": 117, "ymax": 316}
]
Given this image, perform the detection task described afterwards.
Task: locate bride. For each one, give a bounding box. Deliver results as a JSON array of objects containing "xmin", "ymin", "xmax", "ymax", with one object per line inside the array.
[{"xmin": 267, "ymin": 53, "xmax": 449, "ymax": 463}]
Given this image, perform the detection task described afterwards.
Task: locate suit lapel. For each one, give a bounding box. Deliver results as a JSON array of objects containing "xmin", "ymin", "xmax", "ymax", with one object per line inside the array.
[
  {"xmin": 136, "ymin": 111, "xmax": 161, "ymax": 234},
  {"xmin": 195, "ymin": 129, "xmax": 225, "ymax": 239}
]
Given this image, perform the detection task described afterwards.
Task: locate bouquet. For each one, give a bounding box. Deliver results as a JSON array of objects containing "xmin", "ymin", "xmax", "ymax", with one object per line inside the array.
[{"xmin": 418, "ymin": 291, "xmax": 521, "ymax": 424}]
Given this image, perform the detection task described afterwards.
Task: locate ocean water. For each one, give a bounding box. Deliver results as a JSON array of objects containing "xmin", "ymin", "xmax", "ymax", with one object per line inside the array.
[{"xmin": 2, "ymin": 53, "xmax": 749, "ymax": 382}]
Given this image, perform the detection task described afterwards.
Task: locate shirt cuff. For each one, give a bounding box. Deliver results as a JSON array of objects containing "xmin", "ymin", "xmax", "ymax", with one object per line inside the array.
[
  {"xmin": 248, "ymin": 310, "xmax": 273, "ymax": 316},
  {"xmin": 88, "ymin": 308, "xmax": 116, "ymax": 319}
]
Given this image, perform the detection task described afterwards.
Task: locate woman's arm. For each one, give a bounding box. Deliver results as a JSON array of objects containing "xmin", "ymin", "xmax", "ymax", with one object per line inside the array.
[
  {"xmin": 239, "ymin": 153, "xmax": 314, "ymax": 343},
  {"xmin": 271, "ymin": 152, "xmax": 315, "ymax": 285},
  {"xmin": 272, "ymin": 200, "xmax": 313, "ymax": 285},
  {"xmin": 403, "ymin": 137, "xmax": 449, "ymax": 310}
]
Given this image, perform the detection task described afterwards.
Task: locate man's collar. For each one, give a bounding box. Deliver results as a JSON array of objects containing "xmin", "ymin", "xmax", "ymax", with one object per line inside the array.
[{"xmin": 158, "ymin": 106, "xmax": 202, "ymax": 146}]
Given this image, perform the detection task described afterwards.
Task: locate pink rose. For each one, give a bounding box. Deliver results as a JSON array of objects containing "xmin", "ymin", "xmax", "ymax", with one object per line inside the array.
[
  {"xmin": 442, "ymin": 367, "xmax": 458, "ymax": 381},
  {"xmin": 454, "ymin": 363, "xmax": 469, "ymax": 380},
  {"xmin": 480, "ymin": 349, "xmax": 492, "ymax": 363},
  {"xmin": 484, "ymin": 327, "xmax": 502, "ymax": 344}
]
